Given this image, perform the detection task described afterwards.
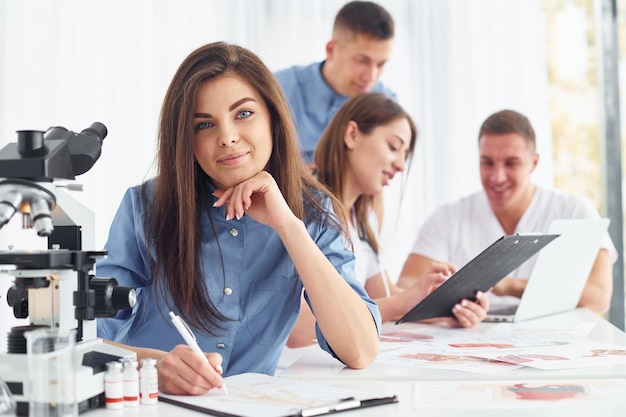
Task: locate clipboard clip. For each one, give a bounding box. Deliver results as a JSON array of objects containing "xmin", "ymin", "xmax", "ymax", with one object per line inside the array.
[{"xmin": 300, "ymin": 397, "xmax": 361, "ymax": 416}]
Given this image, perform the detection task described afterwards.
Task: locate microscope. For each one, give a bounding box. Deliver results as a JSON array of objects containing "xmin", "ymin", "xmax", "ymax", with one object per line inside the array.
[{"xmin": 0, "ymin": 123, "xmax": 137, "ymax": 415}]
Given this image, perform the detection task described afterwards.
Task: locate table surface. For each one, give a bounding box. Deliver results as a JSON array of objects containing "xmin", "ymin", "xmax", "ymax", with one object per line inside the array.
[
  {"xmin": 49, "ymin": 308, "xmax": 626, "ymax": 416},
  {"xmin": 279, "ymin": 307, "xmax": 626, "ymax": 381}
]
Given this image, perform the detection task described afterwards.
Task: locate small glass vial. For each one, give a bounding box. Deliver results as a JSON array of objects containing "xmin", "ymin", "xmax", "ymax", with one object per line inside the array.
[
  {"xmin": 104, "ymin": 361, "xmax": 124, "ymax": 410},
  {"xmin": 121, "ymin": 358, "xmax": 139, "ymax": 407},
  {"xmin": 139, "ymin": 358, "xmax": 159, "ymax": 405}
]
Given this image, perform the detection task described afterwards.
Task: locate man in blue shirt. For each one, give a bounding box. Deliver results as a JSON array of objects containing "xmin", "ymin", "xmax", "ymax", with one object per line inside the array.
[{"xmin": 274, "ymin": 1, "xmax": 397, "ymax": 165}]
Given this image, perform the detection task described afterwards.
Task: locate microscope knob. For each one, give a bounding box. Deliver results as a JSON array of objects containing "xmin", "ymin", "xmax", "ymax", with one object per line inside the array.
[
  {"xmin": 6, "ymin": 286, "xmax": 28, "ymax": 319},
  {"xmin": 13, "ymin": 299, "xmax": 28, "ymax": 319},
  {"xmin": 112, "ymin": 286, "xmax": 137, "ymax": 310},
  {"xmin": 90, "ymin": 277, "xmax": 136, "ymax": 317},
  {"xmin": 7, "ymin": 325, "xmax": 49, "ymax": 354}
]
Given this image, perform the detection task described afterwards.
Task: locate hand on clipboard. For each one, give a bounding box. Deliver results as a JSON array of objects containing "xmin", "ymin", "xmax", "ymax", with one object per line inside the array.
[{"xmin": 396, "ymin": 234, "xmax": 559, "ymax": 324}]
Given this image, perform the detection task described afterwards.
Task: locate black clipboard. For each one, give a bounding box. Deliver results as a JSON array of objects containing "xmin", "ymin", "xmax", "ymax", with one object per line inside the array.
[{"xmin": 396, "ymin": 234, "xmax": 559, "ymax": 324}]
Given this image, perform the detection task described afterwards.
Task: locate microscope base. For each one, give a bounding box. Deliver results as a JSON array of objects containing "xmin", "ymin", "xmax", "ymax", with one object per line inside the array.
[{"xmin": 0, "ymin": 337, "xmax": 135, "ymax": 416}]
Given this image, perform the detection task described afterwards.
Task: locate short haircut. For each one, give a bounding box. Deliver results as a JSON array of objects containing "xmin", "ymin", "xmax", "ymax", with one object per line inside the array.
[
  {"xmin": 478, "ymin": 109, "xmax": 536, "ymax": 152},
  {"xmin": 333, "ymin": 1, "xmax": 394, "ymax": 40}
]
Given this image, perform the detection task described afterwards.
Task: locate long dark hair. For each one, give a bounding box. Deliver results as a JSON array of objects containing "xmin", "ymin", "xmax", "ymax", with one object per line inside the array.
[
  {"xmin": 145, "ymin": 42, "xmax": 346, "ymax": 334},
  {"xmin": 314, "ymin": 92, "xmax": 417, "ymax": 254}
]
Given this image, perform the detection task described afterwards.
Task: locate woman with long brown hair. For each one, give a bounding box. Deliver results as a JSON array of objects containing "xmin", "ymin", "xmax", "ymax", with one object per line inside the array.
[{"xmin": 97, "ymin": 42, "xmax": 380, "ymax": 395}]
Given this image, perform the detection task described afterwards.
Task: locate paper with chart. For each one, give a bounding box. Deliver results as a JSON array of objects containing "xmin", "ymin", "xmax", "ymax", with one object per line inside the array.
[
  {"xmin": 375, "ymin": 343, "xmax": 525, "ymax": 374},
  {"xmin": 378, "ymin": 322, "xmax": 476, "ymax": 352},
  {"xmin": 471, "ymin": 341, "xmax": 626, "ymax": 370},
  {"xmin": 412, "ymin": 379, "xmax": 626, "ymax": 409},
  {"xmin": 379, "ymin": 319, "xmax": 595, "ymax": 349},
  {"xmin": 375, "ymin": 320, "xmax": 626, "ymax": 373},
  {"xmin": 159, "ymin": 373, "xmax": 393, "ymax": 417}
]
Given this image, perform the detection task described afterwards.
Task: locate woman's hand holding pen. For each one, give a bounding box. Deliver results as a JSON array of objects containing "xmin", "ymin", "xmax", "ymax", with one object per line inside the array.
[
  {"xmin": 156, "ymin": 346, "xmax": 225, "ymax": 395},
  {"xmin": 101, "ymin": 339, "xmax": 226, "ymax": 395},
  {"xmin": 213, "ymin": 171, "xmax": 297, "ymax": 232}
]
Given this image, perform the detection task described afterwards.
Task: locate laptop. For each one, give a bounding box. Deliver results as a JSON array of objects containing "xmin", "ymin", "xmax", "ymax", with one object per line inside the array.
[{"xmin": 485, "ymin": 218, "xmax": 610, "ymax": 322}]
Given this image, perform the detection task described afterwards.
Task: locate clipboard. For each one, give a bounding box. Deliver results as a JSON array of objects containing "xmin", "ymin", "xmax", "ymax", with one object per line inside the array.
[
  {"xmin": 158, "ymin": 373, "xmax": 398, "ymax": 417},
  {"xmin": 396, "ymin": 234, "xmax": 559, "ymax": 324}
]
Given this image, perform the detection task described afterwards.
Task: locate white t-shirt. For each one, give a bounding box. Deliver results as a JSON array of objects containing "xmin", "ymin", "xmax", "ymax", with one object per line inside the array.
[
  {"xmin": 349, "ymin": 210, "xmax": 383, "ymax": 287},
  {"xmin": 411, "ymin": 187, "xmax": 617, "ymax": 304}
]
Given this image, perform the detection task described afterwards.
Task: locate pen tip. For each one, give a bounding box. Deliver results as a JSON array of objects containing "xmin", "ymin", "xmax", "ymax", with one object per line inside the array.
[{"xmin": 168, "ymin": 311, "xmax": 176, "ymax": 319}]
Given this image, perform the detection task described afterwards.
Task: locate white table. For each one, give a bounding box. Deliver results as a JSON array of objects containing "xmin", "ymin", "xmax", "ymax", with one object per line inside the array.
[
  {"xmin": 85, "ymin": 379, "xmax": 626, "ymax": 417},
  {"xmin": 280, "ymin": 308, "xmax": 626, "ymax": 381},
  {"xmin": 83, "ymin": 308, "xmax": 626, "ymax": 416}
]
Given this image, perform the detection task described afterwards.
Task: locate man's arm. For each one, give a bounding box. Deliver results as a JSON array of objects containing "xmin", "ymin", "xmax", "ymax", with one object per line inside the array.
[
  {"xmin": 491, "ymin": 277, "xmax": 528, "ymax": 298},
  {"xmin": 578, "ymin": 249, "xmax": 613, "ymax": 313}
]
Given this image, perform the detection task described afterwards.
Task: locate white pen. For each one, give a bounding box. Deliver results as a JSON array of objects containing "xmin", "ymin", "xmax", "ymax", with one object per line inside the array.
[{"xmin": 168, "ymin": 311, "xmax": 229, "ymax": 394}]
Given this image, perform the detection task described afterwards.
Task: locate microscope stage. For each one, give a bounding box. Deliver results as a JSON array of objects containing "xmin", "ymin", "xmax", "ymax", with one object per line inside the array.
[{"xmin": 0, "ymin": 250, "xmax": 106, "ymax": 269}]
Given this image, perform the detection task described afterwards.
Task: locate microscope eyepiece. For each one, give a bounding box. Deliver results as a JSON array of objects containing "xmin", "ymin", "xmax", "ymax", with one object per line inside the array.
[
  {"xmin": 16, "ymin": 131, "xmax": 45, "ymax": 156},
  {"xmin": 67, "ymin": 122, "xmax": 108, "ymax": 176},
  {"xmin": 0, "ymin": 122, "xmax": 108, "ymax": 180},
  {"xmin": 81, "ymin": 122, "xmax": 107, "ymax": 143}
]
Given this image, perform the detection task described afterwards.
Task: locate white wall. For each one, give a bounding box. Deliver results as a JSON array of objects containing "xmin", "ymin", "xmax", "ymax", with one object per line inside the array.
[{"xmin": 0, "ymin": 0, "xmax": 552, "ymax": 349}]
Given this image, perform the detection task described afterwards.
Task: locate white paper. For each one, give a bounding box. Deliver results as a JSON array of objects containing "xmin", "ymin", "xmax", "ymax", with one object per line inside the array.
[{"xmin": 159, "ymin": 373, "xmax": 391, "ymax": 417}]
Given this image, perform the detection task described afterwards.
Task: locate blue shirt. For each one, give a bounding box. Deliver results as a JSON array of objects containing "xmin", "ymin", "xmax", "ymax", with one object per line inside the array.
[
  {"xmin": 97, "ymin": 180, "xmax": 381, "ymax": 376},
  {"xmin": 274, "ymin": 61, "xmax": 397, "ymax": 163}
]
